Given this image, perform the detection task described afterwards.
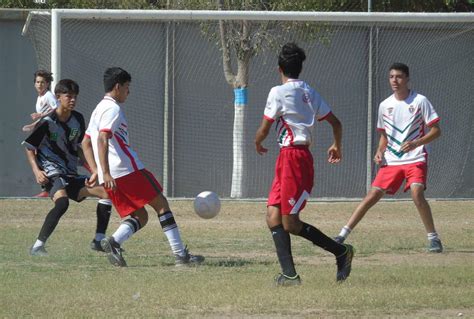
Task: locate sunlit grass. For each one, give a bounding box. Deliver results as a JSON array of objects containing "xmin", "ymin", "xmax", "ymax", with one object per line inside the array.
[{"xmin": 0, "ymin": 199, "xmax": 473, "ymax": 318}]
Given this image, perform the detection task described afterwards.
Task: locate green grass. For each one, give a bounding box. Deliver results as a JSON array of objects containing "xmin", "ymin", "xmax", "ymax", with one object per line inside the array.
[{"xmin": 1, "ymin": 199, "xmax": 473, "ymax": 318}]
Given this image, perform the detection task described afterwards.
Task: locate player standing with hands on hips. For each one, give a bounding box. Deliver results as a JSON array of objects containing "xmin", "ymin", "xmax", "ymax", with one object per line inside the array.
[
  {"xmin": 82, "ymin": 67, "xmax": 204, "ymax": 267},
  {"xmin": 335, "ymin": 63, "xmax": 443, "ymax": 253},
  {"xmin": 255, "ymin": 43, "xmax": 354, "ymax": 286}
]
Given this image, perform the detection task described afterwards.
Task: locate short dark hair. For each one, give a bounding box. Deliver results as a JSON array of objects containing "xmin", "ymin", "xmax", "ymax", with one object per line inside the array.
[
  {"xmin": 54, "ymin": 79, "xmax": 79, "ymax": 96},
  {"xmin": 278, "ymin": 43, "xmax": 306, "ymax": 78},
  {"xmin": 34, "ymin": 70, "xmax": 54, "ymax": 89},
  {"xmin": 389, "ymin": 63, "xmax": 409, "ymax": 77},
  {"xmin": 103, "ymin": 67, "xmax": 132, "ymax": 93}
]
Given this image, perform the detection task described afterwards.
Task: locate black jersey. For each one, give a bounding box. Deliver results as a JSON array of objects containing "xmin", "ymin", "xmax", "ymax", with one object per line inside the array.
[{"xmin": 22, "ymin": 110, "xmax": 85, "ymax": 177}]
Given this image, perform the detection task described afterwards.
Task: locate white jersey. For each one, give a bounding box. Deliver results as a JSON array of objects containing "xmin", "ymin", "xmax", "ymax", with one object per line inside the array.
[
  {"xmin": 377, "ymin": 90, "xmax": 440, "ymax": 165},
  {"xmin": 36, "ymin": 90, "xmax": 58, "ymax": 114},
  {"xmin": 85, "ymin": 96, "xmax": 144, "ymax": 183},
  {"xmin": 263, "ymin": 79, "xmax": 332, "ymax": 147}
]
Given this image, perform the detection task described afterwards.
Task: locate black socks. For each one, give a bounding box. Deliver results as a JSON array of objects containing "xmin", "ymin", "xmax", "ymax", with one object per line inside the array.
[{"xmin": 270, "ymin": 224, "xmax": 297, "ymax": 277}]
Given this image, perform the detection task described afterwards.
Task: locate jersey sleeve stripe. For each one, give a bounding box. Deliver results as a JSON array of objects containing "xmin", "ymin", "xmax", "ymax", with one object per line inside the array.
[
  {"xmin": 317, "ymin": 111, "xmax": 332, "ymax": 122},
  {"xmin": 427, "ymin": 117, "xmax": 440, "ymax": 127},
  {"xmin": 263, "ymin": 115, "xmax": 275, "ymax": 123},
  {"xmin": 21, "ymin": 141, "xmax": 37, "ymax": 151}
]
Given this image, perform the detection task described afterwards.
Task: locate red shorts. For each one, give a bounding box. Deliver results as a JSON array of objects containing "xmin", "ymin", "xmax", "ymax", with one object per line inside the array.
[
  {"xmin": 267, "ymin": 146, "xmax": 314, "ymax": 215},
  {"xmin": 372, "ymin": 162, "xmax": 427, "ymax": 195},
  {"xmin": 106, "ymin": 169, "xmax": 163, "ymax": 218}
]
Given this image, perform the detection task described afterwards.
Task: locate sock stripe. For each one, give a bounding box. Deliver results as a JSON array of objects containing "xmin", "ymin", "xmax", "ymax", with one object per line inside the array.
[
  {"xmin": 123, "ymin": 217, "xmax": 141, "ymax": 233},
  {"xmin": 159, "ymin": 211, "xmax": 177, "ymax": 232}
]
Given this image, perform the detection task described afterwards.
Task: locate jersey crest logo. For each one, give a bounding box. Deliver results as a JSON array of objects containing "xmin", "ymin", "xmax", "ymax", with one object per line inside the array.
[
  {"xmin": 302, "ymin": 92, "xmax": 311, "ymax": 103},
  {"xmin": 387, "ymin": 107, "xmax": 394, "ymax": 115},
  {"xmin": 69, "ymin": 128, "xmax": 79, "ymax": 141},
  {"xmin": 408, "ymin": 105, "xmax": 415, "ymax": 113},
  {"xmin": 50, "ymin": 132, "xmax": 58, "ymax": 141}
]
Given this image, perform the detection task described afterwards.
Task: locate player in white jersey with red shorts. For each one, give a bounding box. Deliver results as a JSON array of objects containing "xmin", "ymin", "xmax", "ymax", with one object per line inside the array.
[
  {"xmin": 255, "ymin": 43, "xmax": 354, "ymax": 286},
  {"xmin": 335, "ymin": 63, "xmax": 443, "ymax": 253},
  {"xmin": 82, "ymin": 67, "xmax": 203, "ymax": 267}
]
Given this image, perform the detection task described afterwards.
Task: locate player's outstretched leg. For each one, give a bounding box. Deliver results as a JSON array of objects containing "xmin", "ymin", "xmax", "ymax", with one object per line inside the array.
[
  {"xmin": 100, "ymin": 212, "xmax": 146, "ymax": 267},
  {"xmin": 150, "ymin": 194, "xmax": 204, "ymax": 266},
  {"xmin": 297, "ymin": 221, "xmax": 354, "ymax": 282}
]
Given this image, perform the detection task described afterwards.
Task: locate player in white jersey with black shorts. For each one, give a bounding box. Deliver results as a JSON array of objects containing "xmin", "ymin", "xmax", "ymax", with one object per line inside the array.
[
  {"xmin": 335, "ymin": 63, "xmax": 443, "ymax": 253},
  {"xmin": 255, "ymin": 43, "xmax": 354, "ymax": 286},
  {"xmin": 82, "ymin": 67, "xmax": 203, "ymax": 267}
]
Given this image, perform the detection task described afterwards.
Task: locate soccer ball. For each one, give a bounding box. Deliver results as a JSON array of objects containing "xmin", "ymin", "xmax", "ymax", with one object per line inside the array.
[{"xmin": 193, "ymin": 191, "xmax": 221, "ymax": 219}]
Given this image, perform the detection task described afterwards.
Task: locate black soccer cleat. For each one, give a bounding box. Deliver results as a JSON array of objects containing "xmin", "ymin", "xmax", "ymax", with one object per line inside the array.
[
  {"xmin": 30, "ymin": 245, "xmax": 48, "ymax": 256},
  {"xmin": 90, "ymin": 239, "xmax": 106, "ymax": 252},
  {"xmin": 336, "ymin": 244, "xmax": 354, "ymax": 282},
  {"xmin": 100, "ymin": 237, "xmax": 127, "ymax": 267},
  {"xmin": 274, "ymin": 273, "xmax": 302, "ymax": 287},
  {"xmin": 175, "ymin": 246, "xmax": 205, "ymax": 266}
]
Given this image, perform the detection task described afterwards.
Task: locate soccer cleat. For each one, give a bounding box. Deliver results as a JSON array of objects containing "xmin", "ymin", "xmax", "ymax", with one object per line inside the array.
[
  {"xmin": 100, "ymin": 237, "xmax": 127, "ymax": 267},
  {"xmin": 90, "ymin": 239, "xmax": 106, "ymax": 252},
  {"xmin": 428, "ymin": 238, "xmax": 443, "ymax": 253},
  {"xmin": 334, "ymin": 235, "xmax": 345, "ymax": 244},
  {"xmin": 274, "ymin": 273, "xmax": 302, "ymax": 287},
  {"xmin": 175, "ymin": 246, "xmax": 204, "ymax": 266},
  {"xmin": 30, "ymin": 245, "xmax": 48, "ymax": 256},
  {"xmin": 336, "ymin": 244, "xmax": 354, "ymax": 282}
]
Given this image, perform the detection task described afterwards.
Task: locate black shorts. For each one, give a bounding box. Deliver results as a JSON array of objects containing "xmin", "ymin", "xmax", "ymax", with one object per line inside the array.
[{"xmin": 44, "ymin": 175, "xmax": 87, "ymax": 202}]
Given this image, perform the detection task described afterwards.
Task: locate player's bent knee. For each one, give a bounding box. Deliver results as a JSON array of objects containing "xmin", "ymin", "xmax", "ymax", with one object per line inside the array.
[
  {"xmin": 131, "ymin": 209, "xmax": 149, "ymax": 227},
  {"xmin": 282, "ymin": 217, "xmax": 302, "ymax": 234},
  {"xmin": 53, "ymin": 197, "xmax": 69, "ymax": 216}
]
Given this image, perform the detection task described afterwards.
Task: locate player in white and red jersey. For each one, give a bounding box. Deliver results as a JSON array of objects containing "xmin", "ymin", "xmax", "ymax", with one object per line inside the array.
[
  {"xmin": 335, "ymin": 63, "xmax": 443, "ymax": 253},
  {"xmin": 82, "ymin": 67, "xmax": 203, "ymax": 267},
  {"xmin": 255, "ymin": 43, "xmax": 354, "ymax": 286}
]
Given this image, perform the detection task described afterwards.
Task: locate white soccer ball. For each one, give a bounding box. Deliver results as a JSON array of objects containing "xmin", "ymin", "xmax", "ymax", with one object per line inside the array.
[{"xmin": 194, "ymin": 191, "xmax": 221, "ymax": 219}]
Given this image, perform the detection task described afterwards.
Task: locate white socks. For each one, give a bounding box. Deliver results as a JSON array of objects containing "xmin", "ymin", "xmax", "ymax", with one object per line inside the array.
[
  {"xmin": 112, "ymin": 223, "xmax": 134, "ymax": 245},
  {"xmin": 98, "ymin": 199, "xmax": 112, "ymax": 205},
  {"xmin": 159, "ymin": 212, "xmax": 186, "ymax": 256},
  {"xmin": 427, "ymin": 232, "xmax": 439, "ymax": 241},
  {"xmin": 338, "ymin": 226, "xmax": 352, "ymax": 239},
  {"xmin": 33, "ymin": 239, "xmax": 45, "ymax": 249},
  {"xmin": 163, "ymin": 227, "xmax": 185, "ymax": 256}
]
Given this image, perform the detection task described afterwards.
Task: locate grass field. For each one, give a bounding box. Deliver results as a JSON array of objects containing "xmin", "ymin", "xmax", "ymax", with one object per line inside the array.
[{"xmin": 1, "ymin": 198, "xmax": 473, "ymax": 318}]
